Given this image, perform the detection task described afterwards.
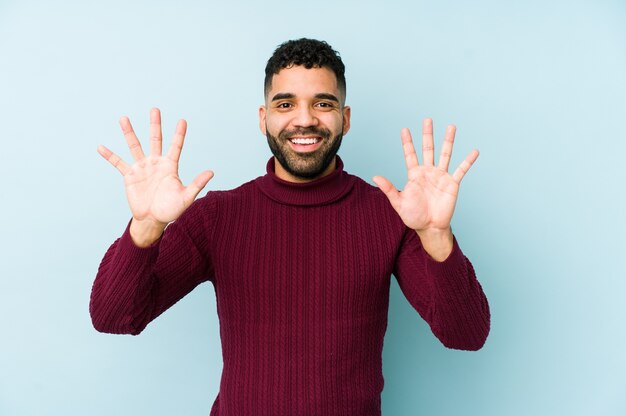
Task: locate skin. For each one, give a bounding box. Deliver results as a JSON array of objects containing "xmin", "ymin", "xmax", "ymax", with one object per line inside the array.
[
  {"xmin": 373, "ymin": 120, "xmax": 479, "ymax": 261},
  {"xmin": 98, "ymin": 68, "xmax": 478, "ymax": 260},
  {"xmin": 259, "ymin": 65, "xmax": 351, "ymax": 183},
  {"xmin": 97, "ymin": 109, "xmax": 214, "ymax": 247}
]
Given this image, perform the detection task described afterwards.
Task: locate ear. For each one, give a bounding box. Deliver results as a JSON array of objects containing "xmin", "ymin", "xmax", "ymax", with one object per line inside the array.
[
  {"xmin": 342, "ymin": 105, "xmax": 351, "ymax": 135},
  {"xmin": 259, "ymin": 105, "xmax": 267, "ymax": 135}
]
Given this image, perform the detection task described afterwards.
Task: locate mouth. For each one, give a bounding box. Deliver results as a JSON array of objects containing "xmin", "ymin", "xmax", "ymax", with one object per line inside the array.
[
  {"xmin": 289, "ymin": 136, "xmax": 322, "ymax": 145},
  {"xmin": 288, "ymin": 136, "xmax": 323, "ymax": 152}
]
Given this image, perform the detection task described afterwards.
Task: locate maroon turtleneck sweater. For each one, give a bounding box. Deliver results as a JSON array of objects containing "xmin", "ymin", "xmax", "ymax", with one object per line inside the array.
[{"xmin": 90, "ymin": 156, "xmax": 490, "ymax": 416}]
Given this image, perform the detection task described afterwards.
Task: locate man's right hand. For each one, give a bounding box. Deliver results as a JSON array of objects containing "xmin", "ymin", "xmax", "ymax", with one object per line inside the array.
[{"xmin": 98, "ymin": 108, "xmax": 214, "ymax": 248}]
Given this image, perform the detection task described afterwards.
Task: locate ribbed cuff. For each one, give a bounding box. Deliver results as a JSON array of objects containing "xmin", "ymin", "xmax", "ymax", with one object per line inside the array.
[{"xmin": 118, "ymin": 219, "xmax": 163, "ymax": 253}]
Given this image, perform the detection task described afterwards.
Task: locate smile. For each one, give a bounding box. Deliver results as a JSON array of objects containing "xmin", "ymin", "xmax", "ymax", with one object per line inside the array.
[{"xmin": 289, "ymin": 137, "xmax": 321, "ymax": 145}]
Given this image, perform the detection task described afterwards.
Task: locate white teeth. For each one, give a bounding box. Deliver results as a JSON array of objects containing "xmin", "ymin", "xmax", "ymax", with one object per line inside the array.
[{"xmin": 290, "ymin": 137, "xmax": 319, "ymax": 145}]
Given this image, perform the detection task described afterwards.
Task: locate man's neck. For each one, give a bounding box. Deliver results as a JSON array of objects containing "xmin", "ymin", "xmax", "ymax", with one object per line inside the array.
[{"xmin": 274, "ymin": 157, "xmax": 337, "ymax": 183}]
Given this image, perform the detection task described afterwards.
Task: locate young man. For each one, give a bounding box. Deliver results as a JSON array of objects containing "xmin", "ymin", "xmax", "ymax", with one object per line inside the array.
[{"xmin": 91, "ymin": 38, "xmax": 490, "ymax": 416}]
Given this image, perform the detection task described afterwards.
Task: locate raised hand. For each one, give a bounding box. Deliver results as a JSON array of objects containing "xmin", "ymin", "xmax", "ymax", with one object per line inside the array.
[
  {"xmin": 98, "ymin": 108, "xmax": 214, "ymax": 246},
  {"xmin": 373, "ymin": 119, "xmax": 478, "ymax": 260}
]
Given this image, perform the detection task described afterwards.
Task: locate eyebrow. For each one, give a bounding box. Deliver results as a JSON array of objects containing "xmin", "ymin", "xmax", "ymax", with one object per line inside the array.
[
  {"xmin": 314, "ymin": 93, "xmax": 340, "ymax": 103},
  {"xmin": 271, "ymin": 93, "xmax": 295, "ymax": 102},
  {"xmin": 270, "ymin": 92, "xmax": 340, "ymax": 103}
]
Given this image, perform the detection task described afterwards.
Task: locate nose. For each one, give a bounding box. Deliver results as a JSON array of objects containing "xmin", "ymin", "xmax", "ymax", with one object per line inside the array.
[{"xmin": 292, "ymin": 105, "xmax": 318, "ymax": 127}]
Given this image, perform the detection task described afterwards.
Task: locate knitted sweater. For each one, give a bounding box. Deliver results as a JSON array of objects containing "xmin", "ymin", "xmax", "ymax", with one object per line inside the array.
[{"xmin": 90, "ymin": 156, "xmax": 490, "ymax": 416}]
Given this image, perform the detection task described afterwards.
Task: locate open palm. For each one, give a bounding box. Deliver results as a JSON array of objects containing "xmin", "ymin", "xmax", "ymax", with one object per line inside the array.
[
  {"xmin": 98, "ymin": 108, "xmax": 213, "ymax": 227},
  {"xmin": 373, "ymin": 119, "xmax": 478, "ymax": 232}
]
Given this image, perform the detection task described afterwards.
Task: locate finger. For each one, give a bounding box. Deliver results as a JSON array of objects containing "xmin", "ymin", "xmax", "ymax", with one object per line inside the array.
[
  {"xmin": 372, "ymin": 175, "xmax": 402, "ymax": 212},
  {"xmin": 119, "ymin": 116, "xmax": 145, "ymax": 161},
  {"xmin": 97, "ymin": 145, "xmax": 130, "ymax": 175},
  {"xmin": 422, "ymin": 118, "xmax": 435, "ymax": 167},
  {"xmin": 167, "ymin": 119, "xmax": 187, "ymax": 162},
  {"xmin": 150, "ymin": 107, "xmax": 163, "ymax": 156},
  {"xmin": 401, "ymin": 128, "xmax": 419, "ymax": 172},
  {"xmin": 452, "ymin": 149, "xmax": 479, "ymax": 183},
  {"xmin": 183, "ymin": 170, "xmax": 214, "ymax": 205},
  {"xmin": 438, "ymin": 124, "xmax": 456, "ymax": 171}
]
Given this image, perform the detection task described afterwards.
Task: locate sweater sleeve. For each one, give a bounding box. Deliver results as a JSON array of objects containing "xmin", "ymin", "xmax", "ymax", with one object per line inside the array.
[
  {"xmin": 89, "ymin": 194, "xmax": 217, "ymax": 335},
  {"xmin": 393, "ymin": 228, "xmax": 490, "ymax": 350}
]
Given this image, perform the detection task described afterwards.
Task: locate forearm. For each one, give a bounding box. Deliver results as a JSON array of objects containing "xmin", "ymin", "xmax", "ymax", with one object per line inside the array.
[
  {"xmin": 89, "ymin": 225, "xmax": 160, "ymax": 335},
  {"xmin": 415, "ymin": 227, "xmax": 454, "ymax": 262},
  {"xmin": 394, "ymin": 230, "xmax": 490, "ymax": 351},
  {"xmin": 130, "ymin": 217, "xmax": 167, "ymax": 248},
  {"xmin": 90, "ymin": 199, "xmax": 215, "ymax": 335},
  {"xmin": 425, "ymin": 240, "xmax": 490, "ymax": 350}
]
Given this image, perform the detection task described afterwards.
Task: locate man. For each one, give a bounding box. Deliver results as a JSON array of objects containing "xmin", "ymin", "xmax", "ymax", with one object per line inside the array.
[{"xmin": 91, "ymin": 38, "xmax": 490, "ymax": 415}]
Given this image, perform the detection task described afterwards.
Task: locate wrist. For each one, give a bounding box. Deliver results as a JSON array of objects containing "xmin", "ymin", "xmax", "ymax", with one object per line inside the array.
[
  {"xmin": 415, "ymin": 227, "xmax": 454, "ymax": 262},
  {"xmin": 129, "ymin": 217, "xmax": 166, "ymax": 248}
]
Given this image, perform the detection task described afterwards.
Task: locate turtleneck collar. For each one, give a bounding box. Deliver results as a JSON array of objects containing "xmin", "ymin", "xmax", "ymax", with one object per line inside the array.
[{"xmin": 255, "ymin": 156, "xmax": 355, "ymax": 206}]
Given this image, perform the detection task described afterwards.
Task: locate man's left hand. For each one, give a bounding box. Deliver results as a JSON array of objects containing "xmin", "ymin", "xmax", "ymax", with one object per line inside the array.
[{"xmin": 373, "ymin": 118, "xmax": 478, "ymax": 261}]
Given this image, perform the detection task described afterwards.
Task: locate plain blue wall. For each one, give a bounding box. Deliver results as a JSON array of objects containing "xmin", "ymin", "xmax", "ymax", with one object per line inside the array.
[{"xmin": 1, "ymin": 0, "xmax": 625, "ymax": 415}]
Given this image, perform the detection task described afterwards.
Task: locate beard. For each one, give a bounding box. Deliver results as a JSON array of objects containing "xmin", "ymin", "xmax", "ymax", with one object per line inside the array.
[{"xmin": 266, "ymin": 125, "xmax": 344, "ymax": 180}]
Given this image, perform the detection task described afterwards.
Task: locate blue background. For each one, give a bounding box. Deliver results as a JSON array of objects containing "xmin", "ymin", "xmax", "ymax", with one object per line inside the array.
[{"xmin": 1, "ymin": 0, "xmax": 625, "ymax": 415}]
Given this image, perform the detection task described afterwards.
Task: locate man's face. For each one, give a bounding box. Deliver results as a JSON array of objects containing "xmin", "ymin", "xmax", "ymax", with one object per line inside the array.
[{"xmin": 259, "ymin": 65, "xmax": 351, "ymax": 182}]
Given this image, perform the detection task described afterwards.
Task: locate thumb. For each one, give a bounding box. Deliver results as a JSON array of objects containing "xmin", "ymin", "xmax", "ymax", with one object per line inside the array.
[
  {"xmin": 183, "ymin": 170, "xmax": 214, "ymax": 205},
  {"xmin": 372, "ymin": 175, "xmax": 401, "ymax": 211}
]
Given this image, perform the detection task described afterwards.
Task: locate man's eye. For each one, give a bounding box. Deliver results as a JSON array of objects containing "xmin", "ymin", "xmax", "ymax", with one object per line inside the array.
[
  {"xmin": 277, "ymin": 103, "xmax": 292, "ymax": 109},
  {"xmin": 317, "ymin": 102, "xmax": 334, "ymax": 108}
]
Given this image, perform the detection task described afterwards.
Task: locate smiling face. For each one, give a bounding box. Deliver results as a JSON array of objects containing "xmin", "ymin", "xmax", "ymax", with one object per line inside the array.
[{"xmin": 259, "ymin": 65, "xmax": 351, "ymax": 182}]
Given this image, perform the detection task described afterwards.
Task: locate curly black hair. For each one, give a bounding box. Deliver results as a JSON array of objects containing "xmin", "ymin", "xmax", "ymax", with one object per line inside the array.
[{"xmin": 264, "ymin": 38, "xmax": 346, "ymax": 101}]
